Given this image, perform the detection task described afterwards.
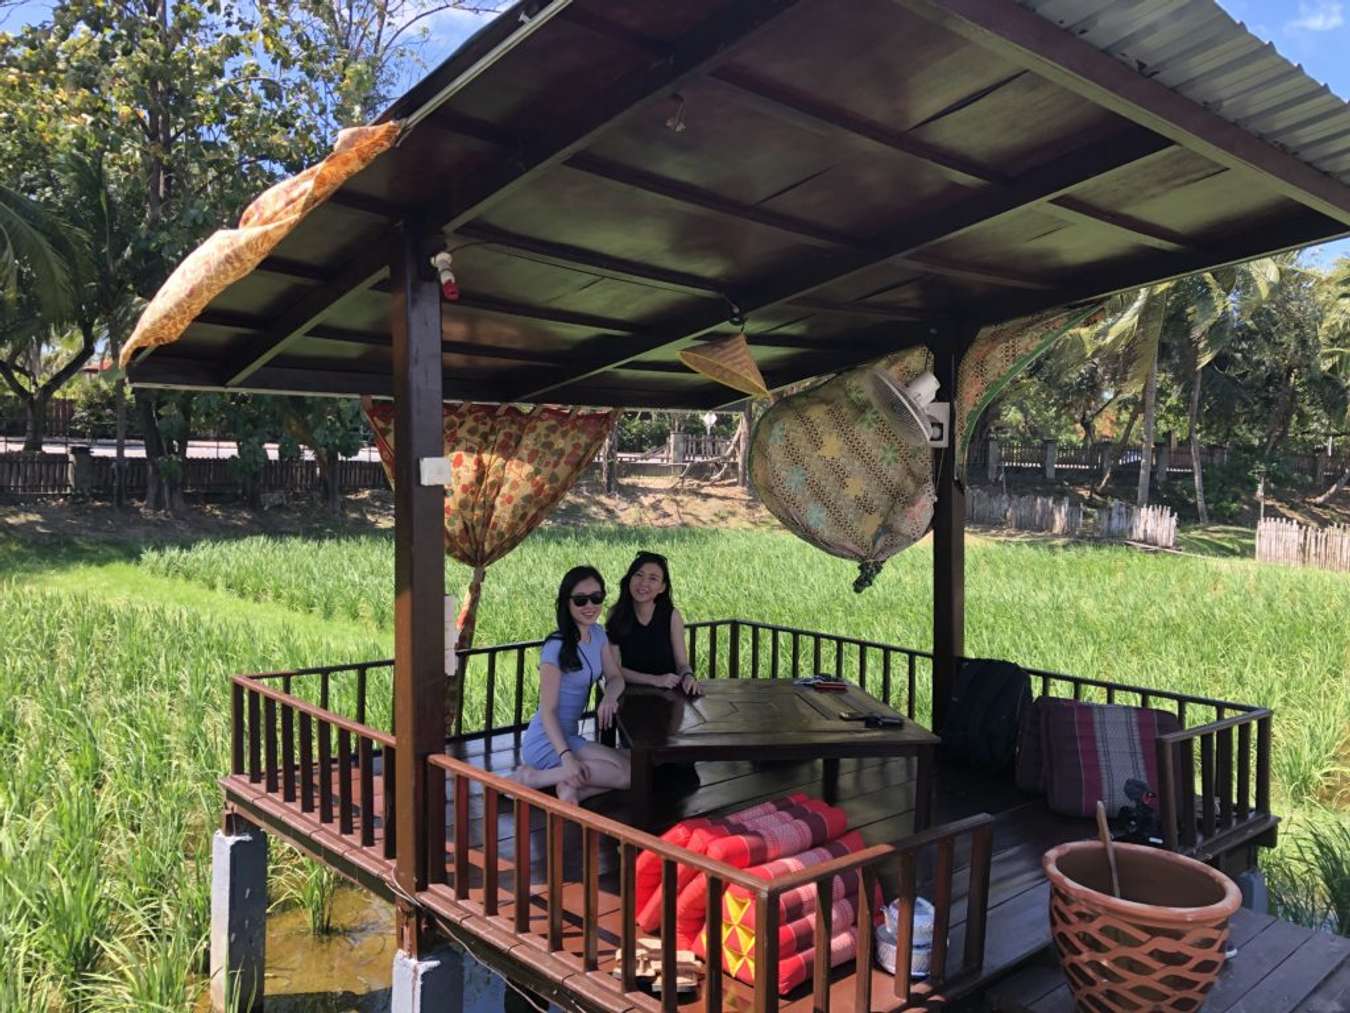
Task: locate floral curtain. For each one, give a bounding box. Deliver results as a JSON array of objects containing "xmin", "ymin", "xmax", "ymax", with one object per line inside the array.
[
  {"xmin": 955, "ymin": 304, "xmax": 1105, "ymax": 482},
  {"xmin": 364, "ymin": 400, "xmax": 616, "ymax": 724},
  {"xmin": 118, "ymin": 122, "xmax": 402, "ymax": 367}
]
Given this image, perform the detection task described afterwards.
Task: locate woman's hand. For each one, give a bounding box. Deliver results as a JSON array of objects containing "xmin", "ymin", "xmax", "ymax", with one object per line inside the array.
[
  {"xmin": 561, "ymin": 751, "xmax": 589, "ymax": 785},
  {"xmin": 597, "ymin": 694, "xmax": 622, "ymax": 729},
  {"xmin": 651, "ymin": 672, "xmax": 682, "ymax": 690},
  {"xmin": 680, "ymin": 673, "xmax": 703, "ymax": 697}
]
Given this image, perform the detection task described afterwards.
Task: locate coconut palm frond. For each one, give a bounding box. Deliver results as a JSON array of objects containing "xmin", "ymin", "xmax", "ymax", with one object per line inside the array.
[{"xmin": 0, "ymin": 185, "xmax": 80, "ymax": 322}]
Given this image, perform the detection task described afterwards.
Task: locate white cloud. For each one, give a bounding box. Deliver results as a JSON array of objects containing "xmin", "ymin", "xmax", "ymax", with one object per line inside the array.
[{"xmin": 1286, "ymin": 1, "xmax": 1344, "ymax": 31}]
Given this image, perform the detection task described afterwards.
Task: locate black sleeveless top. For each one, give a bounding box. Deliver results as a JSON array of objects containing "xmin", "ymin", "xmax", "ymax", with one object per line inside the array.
[{"xmin": 612, "ymin": 599, "xmax": 676, "ymax": 675}]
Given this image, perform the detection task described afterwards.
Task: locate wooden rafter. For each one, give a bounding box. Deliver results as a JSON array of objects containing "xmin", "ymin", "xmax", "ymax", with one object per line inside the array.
[
  {"xmin": 504, "ymin": 122, "xmax": 1174, "ymax": 402},
  {"xmin": 218, "ymin": 0, "xmax": 807, "ymax": 388}
]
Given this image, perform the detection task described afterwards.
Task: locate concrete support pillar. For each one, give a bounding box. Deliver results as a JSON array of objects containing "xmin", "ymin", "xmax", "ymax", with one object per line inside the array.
[
  {"xmin": 392, "ymin": 944, "xmax": 507, "ymax": 1012},
  {"xmin": 210, "ymin": 818, "xmax": 267, "ymax": 1012},
  {"xmin": 1153, "ymin": 442, "xmax": 1169, "ymax": 485},
  {"xmin": 1042, "ymin": 439, "xmax": 1057, "ymax": 480},
  {"xmin": 986, "ymin": 438, "xmax": 1000, "ymax": 484}
]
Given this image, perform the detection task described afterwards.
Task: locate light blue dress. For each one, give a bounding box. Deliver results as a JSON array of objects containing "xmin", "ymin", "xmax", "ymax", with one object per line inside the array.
[{"xmin": 520, "ymin": 624, "xmax": 608, "ymax": 769}]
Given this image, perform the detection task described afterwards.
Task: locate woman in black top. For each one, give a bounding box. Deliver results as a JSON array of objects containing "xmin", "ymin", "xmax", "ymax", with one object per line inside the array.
[{"xmin": 605, "ymin": 551, "xmax": 702, "ymax": 696}]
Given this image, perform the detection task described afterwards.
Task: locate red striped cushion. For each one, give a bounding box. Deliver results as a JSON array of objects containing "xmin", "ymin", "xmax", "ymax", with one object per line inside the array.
[
  {"xmin": 634, "ymin": 794, "xmax": 808, "ymax": 933},
  {"xmin": 1039, "ymin": 699, "xmax": 1180, "ymax": 818}
]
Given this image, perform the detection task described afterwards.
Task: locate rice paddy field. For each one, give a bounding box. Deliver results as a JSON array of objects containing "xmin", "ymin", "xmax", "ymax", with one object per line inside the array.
[{"xmin": 2, "ymin": 526, "xmax": 1348, "ymax": 1009}]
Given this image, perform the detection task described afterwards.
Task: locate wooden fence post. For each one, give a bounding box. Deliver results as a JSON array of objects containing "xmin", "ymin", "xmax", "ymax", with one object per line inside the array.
[{"xmin": 1042, "ymin": 439, "xmax": 1057, "ymax": 480}]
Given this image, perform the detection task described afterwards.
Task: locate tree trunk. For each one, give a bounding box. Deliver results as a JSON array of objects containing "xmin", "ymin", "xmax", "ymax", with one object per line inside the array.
[
  {"xmin": 22, "ymin": 396, "xmax": 46, "ymax": 453},
  {"xmin": 1097, "ymin": 402, "xmax": 1141, "ymax": 494},
  {"xmin": 137, "ymin": 390, "xmax": 165, "ymax": 512},
  {"xmin": 1188, "ymin": 366, "xmax": 1208, "ymax": 524},
  {"xmin": 113, "ymin": 375, "xmax": 128, "ymax": 507},
  {"xmin": 317, "ymin": 449, "xmax": 341, "ymax": 514},
  {"xmin": 739, "ymin": 403, "xmax": 752, "ymax": 489},
  {"xmin": 1136, "ymin": 343, "xmax": 1159, "ymax": 507},
  {"xmin": 1313, "ymin": 467, "xmax": 1350, "ymax": 504}
]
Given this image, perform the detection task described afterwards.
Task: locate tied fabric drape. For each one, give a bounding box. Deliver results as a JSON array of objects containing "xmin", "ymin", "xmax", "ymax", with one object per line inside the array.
[
  {"xmin": 118, "ymin": 121, "xmax": 402, "ymax": 367},
  {"xmin": 364, "ymin": 400, "xmax": 616, "ymax": 726},
  {"xmin": 954, "ymin": 304, "xmax": 1105, "ymax": 481}
]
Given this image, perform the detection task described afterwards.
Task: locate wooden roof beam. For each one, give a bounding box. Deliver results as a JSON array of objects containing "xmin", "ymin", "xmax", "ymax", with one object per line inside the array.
[
  {"xmin": 218, "ymin": 0, "xmax": 807, "ymax": 388},
  {"xmin": 893, "ymin": 0, "xmax": 1350, "ymax": 227},
  {"xmin": 505, "ymin": 122, "xmax": 1174, "ymax": 402}
]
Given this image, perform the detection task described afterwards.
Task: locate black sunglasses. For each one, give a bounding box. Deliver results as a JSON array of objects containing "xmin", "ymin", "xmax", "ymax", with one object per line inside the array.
[{"xmin": 569, "ymin": 592, "xmax": 606, "ymax": 606}]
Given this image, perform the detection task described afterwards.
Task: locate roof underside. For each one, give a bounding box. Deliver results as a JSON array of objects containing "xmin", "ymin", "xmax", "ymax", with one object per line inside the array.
[{"xmin": 128, "ymin": 0, "xmax": 1350, "ymax": 409}]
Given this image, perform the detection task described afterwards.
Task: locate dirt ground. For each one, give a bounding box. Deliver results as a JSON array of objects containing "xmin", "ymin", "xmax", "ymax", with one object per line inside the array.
[{"xmin": 0, "ymin": 476, "xmax": 776, "ymax": 546}]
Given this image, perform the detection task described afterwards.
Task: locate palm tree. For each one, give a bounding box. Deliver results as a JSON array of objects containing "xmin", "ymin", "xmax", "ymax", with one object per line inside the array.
[{"xmin": 1313, "ymin": 259, "xmax": 1350, "ymax": 503}]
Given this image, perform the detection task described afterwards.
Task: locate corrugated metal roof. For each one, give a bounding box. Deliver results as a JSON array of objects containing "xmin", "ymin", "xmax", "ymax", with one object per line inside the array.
[{"xmin": 1022, "ymin": 0, "xmax": 1350, "ymax": 180}]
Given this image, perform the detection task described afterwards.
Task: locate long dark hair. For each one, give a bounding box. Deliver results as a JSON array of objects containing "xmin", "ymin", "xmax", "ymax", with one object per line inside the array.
[
  {"xmin": 547, "ymin": 565, "xmax": 606, "ymax": 672},
  {"xmin": 606, "ymin": 551, "xmax": 674, "ymax": 642}
]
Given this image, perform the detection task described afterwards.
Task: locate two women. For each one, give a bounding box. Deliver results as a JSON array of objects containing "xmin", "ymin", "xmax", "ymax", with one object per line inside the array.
[{"xmin": 516, "ymin": 552, "xmax": 699, "ymax": 803}]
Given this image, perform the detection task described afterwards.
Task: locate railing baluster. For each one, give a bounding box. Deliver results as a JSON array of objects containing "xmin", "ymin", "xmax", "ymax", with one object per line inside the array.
[
  {"xmin": 485, "ymin": 651, "xmax": 497, "ymax": 738},
  {"xmin": 662, "ymin": 860, "xmax": 678, "ymax": 1011},
  {"xmin": 893, "ymin": 853, "xmax": 915, "ymax": 1002},
  {"xmin": 791, "ymin": 631, "xmax": 800, "ymax": 677},
  {"xmin": 1140, "ymin": 691, "xmax": 1151, "ymax": 709},
  {"xmin": 1237, "ymin": 721, "xmax": 1252, "ymax": 821},
  {"xmin": 1106, "ymin": 685, "xmax": 1116, "ymax": 704},
  {"xmin": 964, "ymin": 824, "xmax": 993, "ymax": 977},
  {"xmin": 247, "ymin": 687, "xmax": 261, "ymax": 782},
  {"xmin": 513, "ymin": 650, "xmax": 526, "ymax": 741},
  {"xmin": 882, "ymin": 651, "xmax": 893, "ymax": 706},
  {"xmin": 1157, "ymin": 739, "xmax": 1178, "ymax": 851},
  {"xmin": 547, "ymin": 812, "xmax": 564, "ymax": 951},
  {"xmin": 356, "ymin": 664, "xmax": 368, "ymax": 726},
  {"xmin": 338, "ymin": 728, "xmax": 354, "ymax": 836},
  {"xmin": 620, "ymin": 842, "xmax": 637, "ymax": 991},
  {"xmin": 708, "ymin": 624, "xmax": 719, "ymax": 681},
  {"xmin": 1180, "ymin": 738, "xmax": 1196, "ymax": 849},
  {"xmin": 858, "ymin": 645, "xmax": 868, "ymax": 695},
  {"xmin": 1040, "ymin": 673, "xmax": 1049, "ymax": 697},
  {"xmin": 834, "ymin": 638, "xmax": 843, "ymax": 681},
  {"xmin": 382, "ymin": 744, "xmax": 396, "ymax": 859},
  {"xmin": 754, "ymin": 887, "xmax": 779, "ymax": 1013},
  {"xmin": 264, "ymin": 697, "xmax": 279, "ymax": 793},
  {"xmin": 1177, "ymin": 699, "xmax": 1187, "ymax": 728},
  {"xmin": 321, "ymin": 670, "xmax": 330, "ymax": 711},
  {"xmin": 514, "ymin": 797, "xmax": 531, "ymax": 933},
  {"xmin": 582, "ymin": 826, "xmax": 598, "ymax": 970},
  {"xmin": 454, "ymin": 774, "xmax": 471, "ymax": 899},
  {"xmin": 855, "ymin": 868, "xmax": 876, "ymax": 1012},
  {"xmin": 318, "ymin": 720, "xmax": 333, "ymax": 824},
  {"xmin": 1073, "ymin": 680, "xmax": 1083, "ymax": 701},
  {"xmin": 689, "ymin": 626, "xmax": 698, "ymax": 678},
  {"xmin": 699, "ymin": 876, "xmax": 722, "ymax": 1011},
  {"xmin": 930, "ymin": 838, "xmax": 954, "ymax": 989},
  {"xmin": 360, "ymin": 736, "xmax": 375, "ymax": 847},
  {"xmin": 813, "ymin": 635, "xmax": 822, "ymax": 675},
  {"xmin": 1201, "ymin": 734, "xmax": 1216, "ymax": 840},
  {"xmin": 299, "ymin": 711, "xmax": 314, "ymax": 812},
  {"xmin": 482, "ymin": 786, "xmax": 499, "ymax": 916},
  {"xmin": 232, "ymin": 682, "xmax": 245, "ymax": 775},
  {"xmin": 281, "ymin": 703, "xmax": 296, "ymax": 802},
  {"xmin": 750, "ymin": 626, "xmax": 760, "ymax": 679},
  {"xmin": 907, "ymin": 654, "xmax": 917, "ymax": 720},
  {"xmin": 729, "ymin": 620, "xmax": 740, "ymax": 678},
  {"xmin": 1217, "ymin": 727, "xmax": 1234, "ymax": 830},
  {"xmin": 813, "ymin": 879, "xmax": 832, "ymax": 1012},
  {"xmin": 1256, "ymin": 715, "xmax": 1271, "ymax": 814},
  {"xmin": 771, "ymin": 629, "xmax": 779, "ymax": 679}
]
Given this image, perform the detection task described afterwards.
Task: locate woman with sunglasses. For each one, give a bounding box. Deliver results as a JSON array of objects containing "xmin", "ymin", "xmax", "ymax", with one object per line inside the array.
[
  {"xmin": 516, "ymin": 565, "xmax": 630, "ymax": 804},
  {"xmin": 606, "ymin": 551, "xmax": 702, "ymax": 697}
]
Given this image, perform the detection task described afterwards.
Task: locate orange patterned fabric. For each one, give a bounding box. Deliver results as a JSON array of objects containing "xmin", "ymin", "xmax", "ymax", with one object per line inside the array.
[
  {"xmin": 363, "ymin": 400, "xmax": 616, "ymax": 659},
  {"xmin": 118, "ymin": 121, "xmax": 402, "ymax": 367}
]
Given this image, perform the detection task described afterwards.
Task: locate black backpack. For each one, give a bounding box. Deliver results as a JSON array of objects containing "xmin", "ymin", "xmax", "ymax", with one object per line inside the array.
[{"xmin": 939, "ymin": 659, "xmax": 1031, "ymax": 773}]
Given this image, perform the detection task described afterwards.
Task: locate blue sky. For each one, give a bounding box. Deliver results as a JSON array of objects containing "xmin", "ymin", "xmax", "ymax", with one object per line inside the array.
[{"xmin": 3, "ymin": 1, "xmax": 1348, "ymax": 261}]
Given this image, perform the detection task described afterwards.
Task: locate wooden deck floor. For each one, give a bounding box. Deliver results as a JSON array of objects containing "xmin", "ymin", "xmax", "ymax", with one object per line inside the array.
[{"xmin": 989, "ymin": 906, "xmax": 1350, "ymax": 1013}]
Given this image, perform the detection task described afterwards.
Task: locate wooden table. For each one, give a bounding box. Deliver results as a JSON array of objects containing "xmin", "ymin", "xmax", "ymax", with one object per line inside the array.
[{"xmin": 617, "ymin": 680, "xmax": 940, "ymax": 830}]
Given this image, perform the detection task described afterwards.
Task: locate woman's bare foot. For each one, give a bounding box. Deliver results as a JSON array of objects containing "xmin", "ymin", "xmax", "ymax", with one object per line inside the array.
[{"xmin": 556, "ymin": 782, "xmax": 580, "ymax": 805}]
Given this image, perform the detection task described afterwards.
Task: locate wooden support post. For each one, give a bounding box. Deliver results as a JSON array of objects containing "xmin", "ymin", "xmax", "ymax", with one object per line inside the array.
[
  {"xmin": 739, "ymin": 402, "xmax": 752, "ymax": 489},
  {"xmin": 931, "ymin": 331, "xmax": 969, "ymax": 733},
  {"xmin": 1042, "ymin": 439, "xmax": 1056, "ymax": 480},
  {"xmin": 390, "ymin": 222, "xmax": 446, "ymax": 903}
]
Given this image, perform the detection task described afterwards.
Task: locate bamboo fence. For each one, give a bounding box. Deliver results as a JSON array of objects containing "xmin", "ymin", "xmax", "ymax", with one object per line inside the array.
[{"xmin": 1256, "ymin": 519, "xmax": 1350, "ymax": 572}]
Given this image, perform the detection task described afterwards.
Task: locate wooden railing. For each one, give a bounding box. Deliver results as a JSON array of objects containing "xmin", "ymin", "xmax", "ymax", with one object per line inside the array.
[
  {"xmin": 428, "ymin": 751, "xmax": 994, "ymax": 1013},
  {"xmin": 232, "ymin": 661, "xmax": 396, "ymax": 862},
  {"xmin": 1155, "ymin": 709, "xmax": 1275, "ymax": 860}
]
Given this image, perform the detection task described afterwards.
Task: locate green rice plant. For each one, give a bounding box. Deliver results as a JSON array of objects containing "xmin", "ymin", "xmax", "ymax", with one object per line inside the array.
[
  {"xmin": 1274, "ymin": 813, "xmax": 1350, "ymax": 935},
  {"xmin": 82, "ymin": 902, "xmax": 206, "ymax": 1012},
  {"xmin": 274, "ymin": 852, "xmax": 343, "ymax": 935}
]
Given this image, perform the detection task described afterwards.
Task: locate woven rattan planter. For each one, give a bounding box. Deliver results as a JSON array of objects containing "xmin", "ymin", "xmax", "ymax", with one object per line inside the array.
[{"xmin": 1043, "ymin": 841, "xmax": 1242, "ymax": 1012}]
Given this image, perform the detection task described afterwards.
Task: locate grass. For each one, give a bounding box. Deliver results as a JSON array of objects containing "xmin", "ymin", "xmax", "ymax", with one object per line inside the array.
[{"xmin": 2, "ymin": 525, "xmax": 1348, "ymax": 1007}]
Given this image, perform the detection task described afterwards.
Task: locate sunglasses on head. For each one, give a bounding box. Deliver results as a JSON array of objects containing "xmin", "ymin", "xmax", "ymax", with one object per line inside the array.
[{"xmin": 569, "ymin": 592, "xmax": 606, "ymax": 606}]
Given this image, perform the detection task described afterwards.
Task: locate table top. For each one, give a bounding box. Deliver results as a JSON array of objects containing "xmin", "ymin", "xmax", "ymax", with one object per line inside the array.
[{"xmin": 617, "ymin": 678, "xmax": 939, "ymax": 760}]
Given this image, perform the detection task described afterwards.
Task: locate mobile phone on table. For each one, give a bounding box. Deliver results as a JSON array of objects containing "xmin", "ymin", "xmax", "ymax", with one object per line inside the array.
[
  {"xmin": 865, "ymin": 714, "xmax": 904, "ymax": 729},
  {"xmin": 838, "ymin": 710, "xmax": 866, "ymax": 721}
]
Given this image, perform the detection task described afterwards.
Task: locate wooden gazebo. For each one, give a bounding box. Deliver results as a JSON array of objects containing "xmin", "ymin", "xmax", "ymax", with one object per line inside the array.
[{"xmin": 127, "ymin": 1, "xmax": 1350, "ymax": 1010}]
